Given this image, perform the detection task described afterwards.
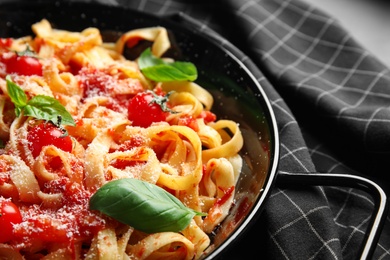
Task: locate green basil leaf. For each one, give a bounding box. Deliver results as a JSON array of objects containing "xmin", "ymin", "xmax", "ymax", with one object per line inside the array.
[
  {"xmin": 138, "ymin": 48, "xmax": 197, "ymax": 82},
  {"xmin": 89, "ymin": 178, "xmax": 205, "ymax": 233},
  {"xmin": 5, "ymin": 76, "xmax": 75, "ymax": 127},
  {"xmin": 25, "ymin": 95, "xmax": 75, "ymax": 126},
  {"xmin": 6, "ymin": 75, "xmax": 28, "ymax": 110},
  {"xmin": 16, "ymin": 46, "xmax": 38, "ymax": 58},
  {"xmin": 170, "ymin": 61, "xmax": 198, "ymax": 78},
  {"xmin": 138, "ymin": 48, "xmax": 165, "ymax": 68},
  {"xmin": 141, "ymin": 64, "xmax": 197, "ymax": 82}
]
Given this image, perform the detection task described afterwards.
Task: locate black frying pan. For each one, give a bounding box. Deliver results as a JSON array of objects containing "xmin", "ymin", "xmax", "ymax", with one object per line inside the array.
[{"xmin": 0, "ymin": 1, "xmax": 387, "ymax": 259}]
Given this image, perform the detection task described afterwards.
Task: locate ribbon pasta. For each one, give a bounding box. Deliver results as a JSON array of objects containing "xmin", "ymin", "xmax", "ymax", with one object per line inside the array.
[{"xmin": 0, "ymin": 19, "xmax": 244, "ymax": 259}]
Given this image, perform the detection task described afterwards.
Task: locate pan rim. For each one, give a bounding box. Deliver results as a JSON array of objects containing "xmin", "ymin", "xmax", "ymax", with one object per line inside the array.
[{"xmin": 0, "ymin": 1, "xmax": 281, "ymax": 258}]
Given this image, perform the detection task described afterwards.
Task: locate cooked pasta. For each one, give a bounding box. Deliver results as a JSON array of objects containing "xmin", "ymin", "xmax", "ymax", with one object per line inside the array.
[{"xmin": 0, "ymin": 19, "xmax": 243, "ymax": 259}]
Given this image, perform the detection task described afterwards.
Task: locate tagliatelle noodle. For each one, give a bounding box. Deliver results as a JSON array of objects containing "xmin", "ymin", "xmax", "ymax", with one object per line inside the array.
[
  {"xmin": 127, "ymin": 232, "xmax": 195, "ymax": 260},
  {"xmin": 0, "ymin": 19, "xmax": 245, "ymax": 259},
  {"xmin": 3, "ymin": 153, "xmax": 40, "ymax": 203},
  {"xmin": 0, "ymin": 95, "xmax": 10, "ymax": 139},
  {"xmin": 161, "ymin": 81, "xmax": 214, "ymax": 111},
  {"xmin": 32, "ymin": 19, "xmax": 103, "ymax": 63},
  {"xmin": 0, "ymin": 244, "xmax": 24, "ymax": 260},
  {"xmin": 201, "ymin": 120, "xmax": 244, "ymax": 162},
  {"xmin": 115, "ymin": 26, "xmax": 171, "ymax": 58},
  {"xmin": 148, "ymin": 124, "xmax": 202, "ymax": 191}
]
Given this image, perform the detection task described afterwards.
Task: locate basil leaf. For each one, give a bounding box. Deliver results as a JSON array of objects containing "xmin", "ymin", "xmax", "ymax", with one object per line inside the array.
[
  {"xmin": 6, "ymin": 75, "xmax": 28, "ymax": 114},
  {"xmin": 5, "ymin": 76, "xmax": 75, "ymax": 127},
  {"xmin": 16, "ymin": 46, "xmax": 38, "ymax": 58},
  {"xmin": 138, "ymin": 48, "xmax": 165, "ymax": 68},
  {"xmin": 25, "ymin": 95, "xmax": 75, "ymax": 126},
  {"xmin": 89, "ymin": 178, "xmax": 205, "ymax": 233},
  {"xmin": 138, "ymin": 48, "xmax": 197, "ymax": 82}
]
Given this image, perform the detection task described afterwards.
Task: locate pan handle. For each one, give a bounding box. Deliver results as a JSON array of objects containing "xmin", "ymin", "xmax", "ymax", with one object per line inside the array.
[
  {"xmin": 163, "ymin": 12, "xmax": 388, "ymax": 259},
  {"xmin": 276, "ymin": 172, "xmax": 388, "ymax": 260}
]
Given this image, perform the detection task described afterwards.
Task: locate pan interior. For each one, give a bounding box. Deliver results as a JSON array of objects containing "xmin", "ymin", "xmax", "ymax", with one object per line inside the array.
[{"xmin": 0, "ymin": 1, "xmax": 278, "ymax": 258}]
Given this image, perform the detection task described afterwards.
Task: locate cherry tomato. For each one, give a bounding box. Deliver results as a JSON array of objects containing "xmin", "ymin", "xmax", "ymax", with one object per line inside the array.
[
  {"xmin": 128, "ymin": 92, "xmax": 169, "ymax": 128},
  {"xmin": 0, "ymin": 200, "xmax": 23, "ymax": 243},
  {"xmin": 27, "ymin": 123, "xmax": 73, "ymax": 159},
  {"xmin": 199, "ymin": 111, "xmax": 216, "ymax": 124},
  {"xmin": 1, "ymin": 52, "xmax": 42, "ymax": 76},
  {"xmin": 0, "ymin": 38, "xmax": 13, "ymax": 48},
  {"xmin": 178, "ymin": 116, "xmax": 199, "ymax": 132}
]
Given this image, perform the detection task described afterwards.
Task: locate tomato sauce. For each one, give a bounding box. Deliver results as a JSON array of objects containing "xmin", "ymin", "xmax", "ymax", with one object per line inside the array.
[
  {"xmin": 0, "ymin": 161, "xmax": 11, "ymax": 185},
  {"xmin": 77, "ymin": 66, "xmax": 143, "ymax": 113},
  {"xmin": 10, "ymin": 177, "xmax": 106, "ymax": 251}
]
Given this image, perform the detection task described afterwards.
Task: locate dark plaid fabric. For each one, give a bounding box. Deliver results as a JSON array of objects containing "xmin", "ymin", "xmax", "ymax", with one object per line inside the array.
[
  {"xmin": 3, "ymin": 0, "xmax": 390, "ymax": 259},
  {"xmin": 106, "ymin": 1, "xmax": 390, "ymax": 259},
  {"xmin": 108, "ymin": 1, "xmax": 390, "ymax": 259}
]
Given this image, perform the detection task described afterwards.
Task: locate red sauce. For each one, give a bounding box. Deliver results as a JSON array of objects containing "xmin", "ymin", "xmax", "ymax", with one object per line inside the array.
[
  {"xmin": 11, "ymin": 176, "xmax": 106, "ymax": 250},
  {"xmin": 0, "ymin": 38, "xmax": 12, "ymax": 48},
  {"xmin": 77, "ymin": 66, "xmax": 143, "ymax": 113},
  {"xmin": 178, "ymin": 116, "xmax": 199, "ymax": 132},
  {"xmin": 0, "ymin": 161, "xmax": 11, "ymax": 185},
  {"xmin": 124, "ymin": 36, "xmax": 143, "ymax": 48},
  {"xmin": 234, "ymin": 196, "xmax": 252, "ymax": 224},
  {"xmin": 214, "ymin": 186, "xmax": 234, "ymax": 207},
  {"xmin": 198, "ymin": 111, "xmax": 216, "ymax": 124}
]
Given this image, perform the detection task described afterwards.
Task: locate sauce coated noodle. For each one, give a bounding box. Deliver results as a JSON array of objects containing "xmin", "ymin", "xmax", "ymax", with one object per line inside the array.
[{"xmin": 0, "ymin": 19, "xmax": 243, "ymax": 259}]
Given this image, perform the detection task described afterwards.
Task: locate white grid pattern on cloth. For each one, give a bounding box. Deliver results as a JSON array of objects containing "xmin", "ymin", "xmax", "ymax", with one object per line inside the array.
[
  {"xmin": 307, "ymin": 141, "xmax": 390, "ymax": 259},
  {"xmin": 228, "ymin": 0, "xmax": 390, "ymax": 258},
  {"xmin": 268, "ymin": 184, "xmax": 342, "ymax": 259}
]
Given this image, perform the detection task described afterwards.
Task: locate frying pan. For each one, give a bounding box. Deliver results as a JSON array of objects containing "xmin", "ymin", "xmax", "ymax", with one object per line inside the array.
[{"xmin": 0, "ymin": 1, "xmax": 387, "ymax": 259}]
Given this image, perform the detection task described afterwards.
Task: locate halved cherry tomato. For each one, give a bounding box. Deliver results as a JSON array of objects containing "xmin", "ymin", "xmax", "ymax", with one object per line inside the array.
[
  {"xmin": 0, "ymin": 200, "xmax": 23, "ymax": 243},
  {"xmin": 1, "ymin": 52, "xmax": 42, "ymax": 76},
  {"xmin": 27, "ymin": 123, "xmax": 72, "ymax": 161},
  {"xmin": 128, "ymin": 92, "xmax": 170, "ymax": 128}
]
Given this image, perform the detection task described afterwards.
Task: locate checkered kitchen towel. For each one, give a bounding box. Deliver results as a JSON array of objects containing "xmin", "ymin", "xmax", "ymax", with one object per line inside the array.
[
  {"xmin": 3, "ymin": 0, "xmax": 390, "ymax": 259},
  {"xmin": 105, "ymin": 0, "xmax": 390, "ymax": 259}
]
